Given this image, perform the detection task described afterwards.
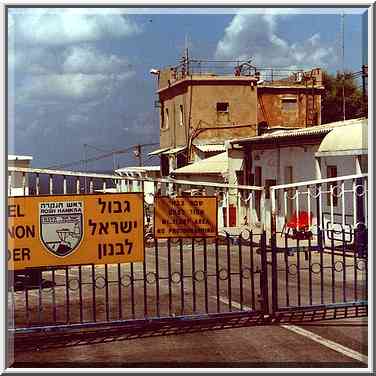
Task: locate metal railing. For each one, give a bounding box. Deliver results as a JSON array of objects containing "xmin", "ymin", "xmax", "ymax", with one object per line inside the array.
[
  {"xmin": 7, "ymin": 167, "xmax": 368, "ymax": 340},
  {"xmin": 8, "ymin": 166, "xmax": 266, "ymax": 231},
  {"xmin": 168, "ymin": 58, "xmax": 321, "ymax": 85},
  {"xmin": 270, "ymin": 173, "xmax": 368, "ymax": 235},
  {"xmin": 269, "ymin": 173, "xmax": 368, "ymax": 314}
]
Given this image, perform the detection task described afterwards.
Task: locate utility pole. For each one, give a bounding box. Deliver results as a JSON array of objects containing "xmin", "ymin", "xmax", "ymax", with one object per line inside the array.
[
  {"xmin": 134, "ymin": 144, "xmax": 142, "ymax": 167},
  {"xmin": 83, "ymin": 143, "xmax": 87, "ymax": 193},
  {"xmin": 341, "ymin": 12, "xmax": 346, "ymax": 121},
  {"xmin": 185, "ymin": 33, "xmax": 189, "ymax": 75},
  {"xmin": 362, "ymin": 64, "xmax": 368, "ymax": 117}
]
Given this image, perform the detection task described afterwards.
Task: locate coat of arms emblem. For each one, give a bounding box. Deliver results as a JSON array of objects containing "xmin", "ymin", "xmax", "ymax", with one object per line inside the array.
[{"xmin": 39, "ymin": 201, "xmax": 84, "ymax": 257}]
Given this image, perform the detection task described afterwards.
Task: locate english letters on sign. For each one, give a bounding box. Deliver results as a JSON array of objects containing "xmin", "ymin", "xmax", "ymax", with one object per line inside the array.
[
  {"xmin": 154, "ymin": 196, "xmax": 217, "ymax": 238},
  {"xmin": 8, "ymin": 193, "xmax": 144, "ymax": 270},
  {"xmin": 8, "ymin": 204, "xmax": 25, "ymax": 217}
]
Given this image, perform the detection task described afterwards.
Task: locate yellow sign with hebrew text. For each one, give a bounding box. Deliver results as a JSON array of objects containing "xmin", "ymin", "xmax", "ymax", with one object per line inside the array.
[
  {"xmin": 154, "ymin": 196, "xmax": 218, "ymax": 238},
  {"xmin": 8, "ymin": 193, "xmax": 144, "ymax": 270}
]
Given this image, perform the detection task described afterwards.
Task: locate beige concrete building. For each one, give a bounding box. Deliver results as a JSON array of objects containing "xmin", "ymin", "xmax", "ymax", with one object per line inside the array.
[{"xmin": 150, "ymin": 59, "xmax": 324, "ymax": 176}]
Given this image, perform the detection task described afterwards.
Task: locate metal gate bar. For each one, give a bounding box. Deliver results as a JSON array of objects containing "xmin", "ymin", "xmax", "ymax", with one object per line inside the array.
[
  {"xmin": 270, "ymin": 174, "xmax": 368, "ymax": 316},
  {"xmin": 8, "ymin": 168, "xmax": 368, "ymax": 342},
  {"xmin": 9, "ymin": 231, "xmax": 266, "ymax": 332}
]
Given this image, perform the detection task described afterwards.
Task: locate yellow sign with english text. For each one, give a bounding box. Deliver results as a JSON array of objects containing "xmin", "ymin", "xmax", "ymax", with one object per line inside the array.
[
  {"xmin": 8, "ymin": 193, "xmax": 144, "ymax": 270},
  {"xmin": 154, "ymin": 196, "xmax": 218, "ymax": 238}
]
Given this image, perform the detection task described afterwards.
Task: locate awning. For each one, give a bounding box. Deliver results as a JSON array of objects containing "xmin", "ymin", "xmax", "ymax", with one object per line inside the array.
[
  {"xmin": 193, "ymin": 144, "xmax": 226, "ymax": 153},
  {"xmin": 148, "ymin": 147, "xmax": 170, "ymax": 156},
  {"xmin": 172, "ymin": 152, "xmax": 228, "ymax": 175},
  {"xmin": 162, "ymin": 146, "xmax": 187, "ymax": 155},
  {"xmin": 8, "ymin": 155, "xmax": 33, "ymax": 161},
  {"xmin": 315, "ymin": 119, "xmax": 368, "ymax": 157}
]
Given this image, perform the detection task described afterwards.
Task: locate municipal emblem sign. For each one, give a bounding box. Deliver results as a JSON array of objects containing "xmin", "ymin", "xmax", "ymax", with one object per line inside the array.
[{"xmin": 39, "ymin": 200, "xmax": 84, "ymax": 257}]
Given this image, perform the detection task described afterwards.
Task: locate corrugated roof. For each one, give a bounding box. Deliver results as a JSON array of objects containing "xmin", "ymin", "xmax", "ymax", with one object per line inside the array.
[
  {"xmin": 316, "ymin": 120, "xmax": 368, "ymax": 156},
  {"xmin": 148, "ymin": 146, "xmax": 187, "ymax": 156},
  {"xmin": 148, "ymin": 147, "xmax": 170, "ymax": 156},
  {"xmin": 194, "ymin": 144, "xmax": 226, "ymax": 152},
  {"xmin": 116, "ymin": 165, "xmax": 160, "ymax": 174},
  {"xmin": 230, "ymin": 118, "xmax": 367, "ymax": 145},
  {"xmin": 162, "ymin": 146, "xmax": 186, "ymax": 155},
  {"xmin": 8, "ymin": 155, "xmax": 33, "ymax": 161},
  {"xmin": 172, "ymin": 152, "xmax": 228, "ymax": 175}
]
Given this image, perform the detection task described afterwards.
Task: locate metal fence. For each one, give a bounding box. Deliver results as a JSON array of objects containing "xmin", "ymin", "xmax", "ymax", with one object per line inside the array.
[
  {"xmin": 269, "ymin": 174, "xmax": 368, "ymax": 315},
  {"xmin": 8, "ymin": 168, "xmax": 368, "ymax": 344},
  {"xmin": 8, "ymin": 167, "xmax": 267, "ymax": 332},
  {"xmin": 8, "ymin": 232, "xmax": 267, "ymax": 331},
  {"xmin": 167, "ymin": 58, "xmax": 321, "ymax": 86},
  {"xmin": 8, "ymin": 166, "xmax": 266, "ymax": 230}
]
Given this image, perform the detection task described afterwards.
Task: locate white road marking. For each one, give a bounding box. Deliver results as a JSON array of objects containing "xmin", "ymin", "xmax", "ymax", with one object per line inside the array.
[
  {"xmin": 212, "ymin": 296, "xmax": 253, "ymax": 311},
  {"xmin": 280, "ymin": 324, "xmax": 368, "ymax": 364},
  {"xmin": 216, "ymin": 296, "xmax": 367, "ymax": 364}
]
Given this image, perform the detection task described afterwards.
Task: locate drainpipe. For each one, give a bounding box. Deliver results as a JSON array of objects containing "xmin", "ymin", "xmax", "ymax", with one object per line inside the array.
[{"xmin": 225, "ymin": 140, "xmax": 230, "ymax": 228}]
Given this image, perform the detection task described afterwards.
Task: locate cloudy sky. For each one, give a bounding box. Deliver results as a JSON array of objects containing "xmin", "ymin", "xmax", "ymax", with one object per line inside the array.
[{"xmin": 8, "ymin": 7, "xmax": 368, "ymax": 170}]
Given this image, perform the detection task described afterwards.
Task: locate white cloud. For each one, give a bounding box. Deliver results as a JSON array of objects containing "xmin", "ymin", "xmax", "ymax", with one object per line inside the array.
[
  {"xmin": 62, "ymin": 45, "xmax": 131, "ymax": 74},
  {"xmin": 215, "ymin": 12, "xmax": 335, "ymax": 69},
  {"xmin": 9, "ymin": 9, "xmax": 138, "ymax": 107},
  {"xmin": 9, "ymin": 8, "xmax": 141, "ymax": 46},
  {"xmin": 9, "ymin": 47, "xmax": 62, "ymax": 75},
  {"xmin": 19, "ymin": 73, "xmax": 117, "ymax": 102}
]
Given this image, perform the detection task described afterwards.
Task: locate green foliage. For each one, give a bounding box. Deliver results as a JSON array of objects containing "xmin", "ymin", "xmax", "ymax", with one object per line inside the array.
[{"xmin": 321, "ymin": 70, "xmax": 366, "ymax": 124}]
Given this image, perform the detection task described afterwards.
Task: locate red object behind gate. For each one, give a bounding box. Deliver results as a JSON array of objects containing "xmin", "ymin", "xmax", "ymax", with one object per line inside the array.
[{"xmin": 282, "ymin": 211, "xmax": 313, "ymax": 240}]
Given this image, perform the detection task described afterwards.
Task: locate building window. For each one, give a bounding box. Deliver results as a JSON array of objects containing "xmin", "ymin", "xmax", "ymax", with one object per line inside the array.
[
  {"xmin": 217, "ymin": 102, "xmax": 229, "ymax": 112},
  {"xmin": 284, "ymin": 166, "xmax": 294, "ymax": 218},
  {"xmin": 176, "ymin": 152, "xmax": 187, "ymax": 168},
  {"xmin": 179, "ymin": 105, "xmax": 184, "ymax": 126},
  {"xmin": 160, "ymin": 103, "xmax": 165, "ymax": 130},
  {"xmin": 265, "ymin": 179, "xmax": 276, "ymax": 199},
  {"xmin": 216, "ymin": 102, "xmax": 229, "ymax": 123},
  {"xmin": 165, "ymin": 108, "xmax": 169, "ymax": 129},
  {"xmin": 327, "ymin": 165, "xmax": 338, "ymax": 207},
  {"xmin": 236, "ymin": 170, "xmax": 244, "ymax": 185},
  {"xmin": 161, "ymin": 155, "xmax": 169, "ymax": 176},
  {"xmin": 281, "ymin": 98, "xmax": 297, "ymax": 112}
]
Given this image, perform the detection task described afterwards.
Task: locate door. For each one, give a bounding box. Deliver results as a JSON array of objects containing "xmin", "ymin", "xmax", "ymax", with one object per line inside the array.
[
  {"xmin": 255, "ymin": 166, "xmax": 262, "ymax": 221},
  {"xmin": 285, "ymin": 166, "xmax": 293, "ymax": 219}
]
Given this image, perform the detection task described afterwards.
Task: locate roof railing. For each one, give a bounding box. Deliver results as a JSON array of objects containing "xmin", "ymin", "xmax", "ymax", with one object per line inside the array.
[{"xmin": 167, "ymin": 58, "xmax": 322, "ymax": 86}]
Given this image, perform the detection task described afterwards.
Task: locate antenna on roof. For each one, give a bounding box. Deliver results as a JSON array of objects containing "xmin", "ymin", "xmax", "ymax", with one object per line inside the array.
[
  {"xmin": 185, "ymin": 33, "xmax": 189, "ymax": 75},
  {"xmin": 341, "ymin": 12, "xmax": 346, "ymax": 121}
]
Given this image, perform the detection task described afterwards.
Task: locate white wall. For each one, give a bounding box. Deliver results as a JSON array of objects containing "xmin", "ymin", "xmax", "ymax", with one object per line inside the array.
[
  {"xmin": 118, "ymin": 179, "xmax": 156, "ymax": 205},
  {"xmin": 8, "ymin": 159, "xmax": 32, "ymax": 196},
  {"xmin": 227, "ymin": 144, "xmax": 366, "ymax": 231}
]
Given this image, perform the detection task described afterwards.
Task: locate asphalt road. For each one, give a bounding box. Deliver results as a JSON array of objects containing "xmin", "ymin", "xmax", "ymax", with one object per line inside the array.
[
  {"xmin": 11, "ymin": 317, "xmax": 368, "ymax": 368},
  {"xmin": 8, "ymin": 238, "xmax": 368, "ymax": 368}
]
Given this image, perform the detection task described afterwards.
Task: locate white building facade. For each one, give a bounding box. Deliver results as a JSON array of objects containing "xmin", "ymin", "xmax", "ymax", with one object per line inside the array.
[{"xmin": 8, "ymin": 155, "xmax": 33, "ymax": 196}]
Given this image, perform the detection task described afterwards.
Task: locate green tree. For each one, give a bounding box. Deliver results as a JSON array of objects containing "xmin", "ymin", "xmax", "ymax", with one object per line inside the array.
[{"xmin": 321, "ymin": 70, "xmax": 366, "ymax": 124}]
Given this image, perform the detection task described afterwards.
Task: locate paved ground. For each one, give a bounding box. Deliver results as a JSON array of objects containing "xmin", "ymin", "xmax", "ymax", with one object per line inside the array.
[
  {"xmin": 10, "ymin": 317, "xmax": 368, "ymax": 368},
  {"xmin": 8, "ymin": 237, "xmax": 368, "ymax": 369}
]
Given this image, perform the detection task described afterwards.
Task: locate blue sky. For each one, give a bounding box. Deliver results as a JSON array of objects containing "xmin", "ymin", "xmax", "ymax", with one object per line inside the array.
[{"xmin": 7, "ymin": 7, "xmax": 368, "ymax": 170}]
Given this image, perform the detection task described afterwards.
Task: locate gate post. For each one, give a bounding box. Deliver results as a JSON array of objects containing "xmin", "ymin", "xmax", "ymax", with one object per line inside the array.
[
  {"xmin": 260, "ymin": 231, "xmax": 269, "ymax": 314},
  {"xmin": 316, "ymin": 183, "xmax": 324, "ymax": 251},
  {"xmin": 270, "ymin": 233, "xmax": 278, "ymax": 313},
  {"xmin": 270, "ymin": 187, "xmax": 278, "ymax": 313}
]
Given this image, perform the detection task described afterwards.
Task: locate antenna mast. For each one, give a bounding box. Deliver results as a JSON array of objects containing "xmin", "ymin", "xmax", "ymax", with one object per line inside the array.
[
  {"xmin": 341, "ymin": 12, "xmax": 346, "ymax": 121},
  {"xmin": 185, "ymin": 33, "xmax": 189, "ymax": 75}
]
